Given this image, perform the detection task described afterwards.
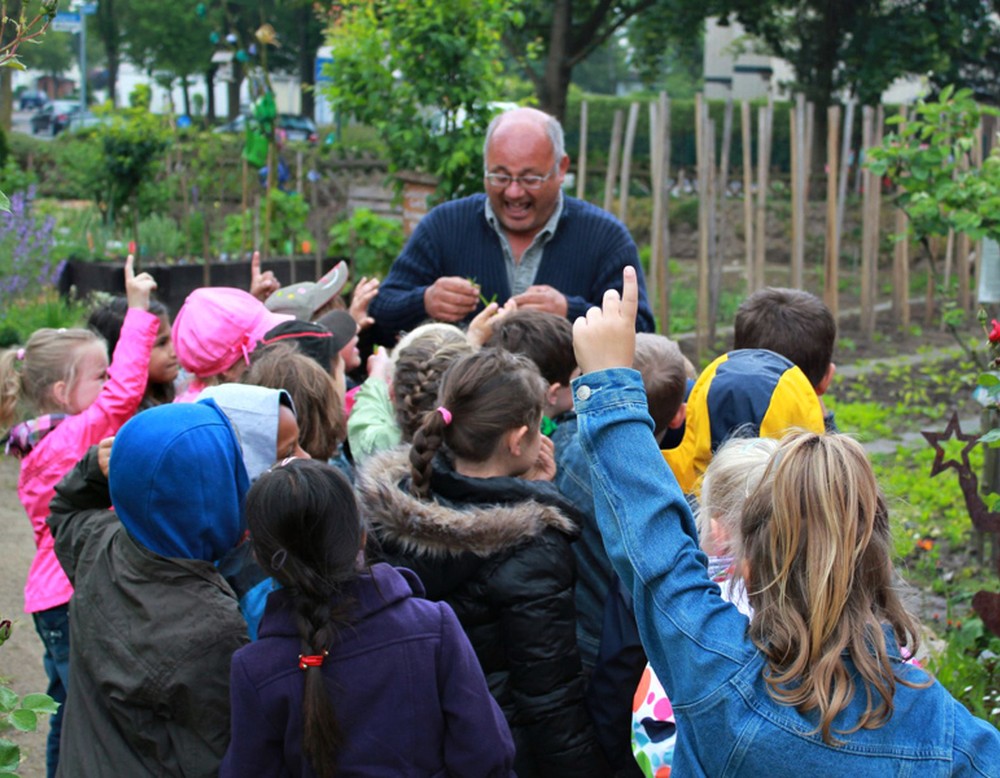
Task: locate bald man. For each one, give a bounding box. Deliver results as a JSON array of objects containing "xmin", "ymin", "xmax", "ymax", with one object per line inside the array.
[{"xmin": 368, "ymin": 107, "xmax": 655, "ymax": 345}]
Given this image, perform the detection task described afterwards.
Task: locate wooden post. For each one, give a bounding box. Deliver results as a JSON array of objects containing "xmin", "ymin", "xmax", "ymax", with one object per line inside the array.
[
  {"xmin": 696, "ymin": 94, "xmax": 711, "ymax": 361},
  {"xmin": 824, "ymin": 104, "xmax": 841, "ymax": 318},
  {"xmin": 658, "ymin": 92, "xmax": 672, "ymax": 334},
  {"xmin": 869, "ymin": 105, "xmax": 884, "ymax": 323},
  {"xmin": 741, "ymin": 101, "xmax": 754, "ymax": 295},
  {"xmin": 710, "ymin": 99, "xmax": 733, "ymax": 344},
  {"xmin": 804, "ymin": 100, "xmax": 815, "ymax": 202},
  {"xmin": 649, "ymin": 102, "xmax": 662, "ymax": 309},
  {"xmin": 241, "ymin": 159, "xmax": 250, "ymax": 257},
  {"xmin": 837, "ymin": 100, "xmax": 855, "ymax": 250},
  {"xmin": 891, "ymin": 106, "xmax": 909, "ymax": 328},
  {"xmin": 753, "ymin": 101, "xmax": 772, "ymax": 291},
  {"xmin": 577, "ymin": 101, "xmax": 588, "ymax": 201},
  {"xmin": 790, "ymin": 94, "xmax": 806, "ymax": 288},
  {"xmin": 603, "ymin": 110, "xmax": 624, "ymax": 213},
  {"xmin": 618, "ymin": 102, "xmax": 641, "ymax": 223},
  {"xmin": 860, "ymin": 105, "xmax": 876, "ymax": 336},
  {"xmin": 973, "ymin": 118, "xmax": 985, "ymax": 307},
  {"xmin": 296, "ymin": 150, "xmax": 303, "ymax": 195}
]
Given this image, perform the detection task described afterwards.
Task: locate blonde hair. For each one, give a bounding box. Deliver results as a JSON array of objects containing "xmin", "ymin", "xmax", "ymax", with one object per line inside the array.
[
  {"xmin": 0, "ymin": 328, "xmax": 104, "ymax": 430},
  {"xmin": 739, "ymin": 431, "xmax": 925, "ymax": 744},
  {"xmin": 697, "ymin": 436, "xmax": 779, "ymax": 556},
  {"xmin": 391, "ymin": 325, "xmax": 474, "ymax": 441}
]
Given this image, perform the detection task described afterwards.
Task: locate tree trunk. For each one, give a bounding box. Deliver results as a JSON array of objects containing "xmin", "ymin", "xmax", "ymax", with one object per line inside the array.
[
  {"xmin": 297, "ymin": 4, "xmax": 314, "ymax": 118},
  {"xmin": 539, "ymin": 0, "xmax": 572, "ymax": 123},
  {"xmin": 227, "ymin": 60, "xmax": 242, "ymax": 119},
  {"xmin": 206, "ymin": 67, "xmax": 216, "ymax": 123},
  {"xmin": 181, "ymin": 76, "xmax": 191, "ymax": 117},
  {"xmin": 0, "ymin": 69, "xmax": 11, "ymax": 133},
  {"xmin": 96, "ymin": 0, "xmax": 120, "ymax": 106}
]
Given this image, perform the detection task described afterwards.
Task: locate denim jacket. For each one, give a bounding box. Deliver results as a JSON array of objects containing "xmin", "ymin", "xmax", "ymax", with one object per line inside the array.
[{"xmin": 574, "ymin": 368, "xmax": 1000, "ymax": 777}]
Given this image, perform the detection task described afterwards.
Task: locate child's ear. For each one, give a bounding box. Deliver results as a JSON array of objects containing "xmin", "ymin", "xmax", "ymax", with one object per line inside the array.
[
  {"xmin": 506, "ymin": 425, "xmax": 530, "ymax": 457},
  {"xmin": 50, "ymin": 380, "xmax": 68, "ymax": 409},
  {"xmin": 668, "ymin": 402, "xmax": 687, "ymax": 430},
  {"xmin": 545, "ymin": 382, "xmax": 562, "ymax": 408},
  {"xmin": 815, "ymin": 363, "xmax": 836, "ymax": 396}
]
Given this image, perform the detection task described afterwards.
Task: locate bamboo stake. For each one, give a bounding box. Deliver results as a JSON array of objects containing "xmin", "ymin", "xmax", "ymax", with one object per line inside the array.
[
  {"xmin": 973, "ymin": 118, "xmax": 985, "ymax": 307},
  {"xmin": 577, "ymin": 101, "xmax": 588, "ymax": 200},
  {"xmin": 860, "ymin": 106, "xmax": 875, "ymax": 335},
  {"xmin": 753, "ymin": 102, "xmax": 772, "ymax": 290},
  {"xmin": 618, "ymin": 102, "xmax": 641, "ymax": 223},
  {"xmin": 836, "ymin": 100, "xmax": 855, "ymax": 248},
  {"xmin": 825, "ymin": 104, "xmax": 841, "ymax": 318},
  {"xmin": 710, "ymin": 99, "xmax": 733, "ymax": 343},
  {"xmin": 658, "ymin": 92, "xmax": 672, "ymax": 333},
  {"xmin": 868, "ymin": 105, "xmax": 884, "ymax": 328},
  {"xmin": 741, "ymin": 100, "xmax": 754, "ymax": 294},
  {"xmin": 696, "ymin": 94, "xmax": 710, "ymax": 361},
  {"xmin": 648, "ymin": 102, "xmax": 662, "ymax": 309},
  {"xmin": 891, "ymin": 105, "xmax": 909, "ymax": 328},
  {"xmin": 603, "ymin": 109, "xmax": 624, "ymax": 213},
  {"xmin": 791, "ymin": 94, "xmax": 806, "ymax": 288},
  {"xmin": 804, "ymin": 100, "xmax": 815, "ymax": 202}
]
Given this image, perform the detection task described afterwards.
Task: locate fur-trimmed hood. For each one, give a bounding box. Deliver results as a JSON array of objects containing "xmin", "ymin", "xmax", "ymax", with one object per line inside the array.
[{"xmin": 356, "ymin": 446, "xmax": 580, "ymax": 559}]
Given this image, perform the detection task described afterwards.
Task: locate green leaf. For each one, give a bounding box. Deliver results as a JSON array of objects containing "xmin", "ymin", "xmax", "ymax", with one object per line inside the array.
[
  {"xmin": 978, "ymin": 428, "xmax": 1000, "ymax": 445},
  {"xmin": 0, "ymin": 191, "xmax": 10, "ymax": 214},
  {"xmin": 18, "ymin": 695, "xmax": 58, "ymax": 715},
  {"xmin": 978, "ymin": 373, "xmax": 1000, "ymax": 387},
  {"xmin": 7, "ymin": 709, "xmax": 36, "ymax": 733},
  {"xmin": 0, "ymin": 689, "xmax": 16, "ymax": 716},
  {"xmin": 0, "ymin": 738, "xmax": 19, "ymax": 773}
]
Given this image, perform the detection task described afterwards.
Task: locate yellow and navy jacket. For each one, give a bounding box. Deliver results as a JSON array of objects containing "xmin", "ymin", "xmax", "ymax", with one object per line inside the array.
[{"xmin": 663, "ymin": 349, "xmax": 825, "ymax": 494}]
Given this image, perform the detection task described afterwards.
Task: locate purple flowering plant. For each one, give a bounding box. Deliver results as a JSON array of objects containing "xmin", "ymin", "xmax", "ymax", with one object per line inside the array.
[{"xmin": 0, "ymin": 187, "xmax": 60, "ymax": 309}]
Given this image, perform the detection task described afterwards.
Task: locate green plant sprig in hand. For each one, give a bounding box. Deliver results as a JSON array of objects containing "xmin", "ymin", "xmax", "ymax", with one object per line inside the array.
[{"xmin": 466, "ymin": 277, "xmax": 497, "ymax": 307}]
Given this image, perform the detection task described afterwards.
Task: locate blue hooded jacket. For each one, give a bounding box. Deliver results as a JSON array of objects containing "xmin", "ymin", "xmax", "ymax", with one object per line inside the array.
[{"xmin": 109, "ymin": 400, "xmax": 249, "ymax": 562}]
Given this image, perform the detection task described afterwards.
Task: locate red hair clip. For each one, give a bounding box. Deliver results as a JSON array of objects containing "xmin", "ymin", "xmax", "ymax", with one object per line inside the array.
[{"xmin": 298, "ymin": 651, "xmax": 328, "ymax": 670}]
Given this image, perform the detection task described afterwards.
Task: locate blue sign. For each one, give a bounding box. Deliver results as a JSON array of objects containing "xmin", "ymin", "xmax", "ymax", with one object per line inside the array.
[
  {"xmin": 315, "ymin": 57, "xmax": 333, "ymax": 84},
  {"xmin": 51, "ymin": 12, "xmax": 81, "ymax": 32}
]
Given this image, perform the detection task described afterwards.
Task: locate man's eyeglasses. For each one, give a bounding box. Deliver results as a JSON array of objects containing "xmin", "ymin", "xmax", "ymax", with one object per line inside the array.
[{"xmin": 484, "ymin": 171, "xmax": 554, "ymax": 190}]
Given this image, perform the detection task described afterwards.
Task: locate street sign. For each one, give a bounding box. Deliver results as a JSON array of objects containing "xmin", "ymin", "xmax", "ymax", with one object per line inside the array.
[{"xmin": 52, "ymin": 12, "xmax": 81, "ymax": 33}]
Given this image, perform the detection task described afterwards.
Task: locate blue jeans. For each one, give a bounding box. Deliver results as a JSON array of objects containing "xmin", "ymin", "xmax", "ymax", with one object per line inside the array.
[{"xmin": 32, "ymin": 604, "xmax": 69, "ymax": 778}]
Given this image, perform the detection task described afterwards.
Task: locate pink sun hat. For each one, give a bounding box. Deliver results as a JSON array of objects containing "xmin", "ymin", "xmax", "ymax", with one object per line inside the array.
[{"xmin": 173, "ymin": 287, "xmax": 293, "ymax": 378}]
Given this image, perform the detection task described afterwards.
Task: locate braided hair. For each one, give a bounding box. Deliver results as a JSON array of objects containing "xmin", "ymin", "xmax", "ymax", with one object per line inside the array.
[
  {"xmin": 409, "ymin": 348, "xmax": 546, "ymax": 499},
  {"xmin": 245, "ymin": 459, "xmax": 365, "ymax": 778},
  {"xmin": 391, "ymin": 327, "xmax": 474, "ymax": 441}
]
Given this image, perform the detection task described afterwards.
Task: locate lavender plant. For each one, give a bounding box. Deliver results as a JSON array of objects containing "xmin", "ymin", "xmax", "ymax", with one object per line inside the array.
[{"xmin": 0, "ymin": 189, "xmax": 59, "ymax": 306}]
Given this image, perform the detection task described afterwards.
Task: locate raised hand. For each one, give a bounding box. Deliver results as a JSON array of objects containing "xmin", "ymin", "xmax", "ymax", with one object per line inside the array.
[
  {"xmin": 466, "ymin": 297, "xmax": 517, "ymax": 347},
  {"xmin": 572, "ymin": 266, "xmax": 638, "ymax": 374},
  {"xmin": 249, "ymin": 251, "xmax": 281, "ymax": 301},
  {"xmin": 349, "ymin": 276, "xmax": 380, "ymax": 330},
  {"xmin": 124, "ymin": 254, "xmax": 157, "ymax": 311}
]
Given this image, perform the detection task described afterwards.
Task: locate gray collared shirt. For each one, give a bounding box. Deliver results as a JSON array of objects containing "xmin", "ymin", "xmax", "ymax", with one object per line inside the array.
[{"xmin": 484, "ymin": 193, "xmax": 563, "ymax": 296}]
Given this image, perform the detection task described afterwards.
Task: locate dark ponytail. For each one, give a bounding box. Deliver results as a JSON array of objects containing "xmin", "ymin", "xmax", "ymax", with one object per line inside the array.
[
  {"xmin": 408, "ymin": 348, "xmax": 546, "ymax": 499},
  {"xmin": 245, "ymin": 459, "xmax": 365, "ymax": 778}
]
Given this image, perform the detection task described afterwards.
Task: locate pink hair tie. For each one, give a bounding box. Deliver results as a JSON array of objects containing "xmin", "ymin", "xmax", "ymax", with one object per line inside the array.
[
  {"xmin": 15, "ymin": 348, "xmax": 25, "ymax": 361},
  {"xmin": 240, "ymin": 334, "xmax": 252, "ymax": 366},
  {"xmin": 436, "ymin": 406, "xmax": 452, "ymax": 425}
]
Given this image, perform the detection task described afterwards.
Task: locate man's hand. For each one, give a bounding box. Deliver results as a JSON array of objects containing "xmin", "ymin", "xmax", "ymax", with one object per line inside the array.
[
  {"xmin": 466, "ymin": 297, "xmax": 517, "ymax": 347},
  {"xmin": 511, "ymin": 284, "xmax": 568, "ymax": 317},
  {"xmin": 572, "ymin": 266, "xmax": 638, "ymax": 374},
  {"xmin": 124, "ymin": 254, "xmax": 156, "ymax": 311},
  {"xmin": 249, "ymin": 251, "xmax": 280, "ymax": 302},
  {"xmin": 349, "ymin": 276, "xmax": 380, "ymax": 330},
  {"xmin": 424, "ymin": 276, "xmax": 480, "ymax": 322}
]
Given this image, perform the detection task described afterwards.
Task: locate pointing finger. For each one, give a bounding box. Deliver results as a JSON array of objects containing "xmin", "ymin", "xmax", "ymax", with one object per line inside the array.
[{"xmin": 620, "ymin": 266, "xmax": 638, "ymax": 325}]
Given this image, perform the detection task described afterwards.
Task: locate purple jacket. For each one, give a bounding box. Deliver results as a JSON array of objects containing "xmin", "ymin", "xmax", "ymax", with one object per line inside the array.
[{"xmin": 220, "ymin": 562, "xmax": 515, "ymax": 777}]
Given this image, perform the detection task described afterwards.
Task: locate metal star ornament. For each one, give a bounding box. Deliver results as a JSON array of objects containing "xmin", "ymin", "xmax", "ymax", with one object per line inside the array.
[{"xmin": 921, "ymin": 411, "xmax": 979, "ymax": 477}]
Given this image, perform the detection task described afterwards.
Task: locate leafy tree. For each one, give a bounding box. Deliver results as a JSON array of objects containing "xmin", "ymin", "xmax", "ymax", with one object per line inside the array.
[
  {"xmin": 503, "ymin": 0, "xmax": 704, "ymax": 121},
  {"xmin": 322, "ymin": 0, "xmax": 517, "ymax": 199},
  {"xmin": 94, "ymin": 0, "xmax": 129, "ymax": 106},
  {"xmin": 865, "ymin": 87, "xmax": 1000, "ymax": 282},
  {"xmin": 18, "ymin": 28, "xmax": 72, "ymax": 84}
]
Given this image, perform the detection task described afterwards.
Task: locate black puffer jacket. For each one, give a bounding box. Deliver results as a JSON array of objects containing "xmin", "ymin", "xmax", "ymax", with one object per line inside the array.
[{"xmin": 357, "ymin": 447, "xmax": 607, "ymax": 778}]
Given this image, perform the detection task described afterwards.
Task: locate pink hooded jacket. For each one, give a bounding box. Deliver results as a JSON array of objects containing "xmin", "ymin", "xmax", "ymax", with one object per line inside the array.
[{"xmin": 17, "ymin": 307, "xmax": 159, "ymax": 613}]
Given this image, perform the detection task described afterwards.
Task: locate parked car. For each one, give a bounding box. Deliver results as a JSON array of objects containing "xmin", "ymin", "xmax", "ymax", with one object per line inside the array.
[
  {"xmin": 214, "ymin": 113, "xmax": 319, "ymax": 144},
  {"xmin": 30, "ymin": 100, "xmax": 83, "ymax": 135},
  {"xmin": 65, "ymin": 111, "xmax": 114, "ymax": 133},
  {"xmin": 18, "ymin": 90, "xmax": 48, "ymax": 111}
]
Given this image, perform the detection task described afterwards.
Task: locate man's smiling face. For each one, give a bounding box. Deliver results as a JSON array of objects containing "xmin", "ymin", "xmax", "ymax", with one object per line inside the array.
[{"xmin": 484, "ymin": 114, "xmax": 568, "ymax": 241}]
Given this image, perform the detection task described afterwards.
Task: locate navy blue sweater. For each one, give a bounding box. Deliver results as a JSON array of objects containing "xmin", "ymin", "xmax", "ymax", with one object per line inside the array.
[{"xmin": 369, "ymin": 193, "xmax": 655, "ymax": 344}]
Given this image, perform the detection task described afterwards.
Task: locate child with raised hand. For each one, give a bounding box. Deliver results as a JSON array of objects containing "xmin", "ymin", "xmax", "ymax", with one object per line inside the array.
[
  {"xmin": 88, "ymin": 295, "xmax": 179, "ymax": 408},
  {"xmin": 572, "ymin": 268, "xmax": 1000, "ymax": 775},
  {"xmin": 357, "ymin": 348, "xmax": 607, "ymax": 777},
  {"xmin": 221, "ymin": 459, "xmax": 515, "ymax": 778},
  {"xmin": 0, "ymin": 255, "xmax": 158, "ymax": 778}
]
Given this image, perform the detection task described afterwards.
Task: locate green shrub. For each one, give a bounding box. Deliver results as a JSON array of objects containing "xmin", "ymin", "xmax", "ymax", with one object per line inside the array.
[{"xmin": 328, "ymin": 208, "xmax": 404, "ymax": 279}]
